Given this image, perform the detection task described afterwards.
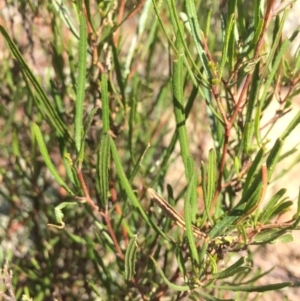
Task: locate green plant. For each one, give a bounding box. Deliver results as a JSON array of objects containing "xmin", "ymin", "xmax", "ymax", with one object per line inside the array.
[{"xmin": 0, "ymin": 0, "xmax": 300, "ymax": 300}]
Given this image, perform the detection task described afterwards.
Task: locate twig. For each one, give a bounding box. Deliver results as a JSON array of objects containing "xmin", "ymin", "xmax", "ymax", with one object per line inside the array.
[
  {"xmin": 76, "ymin": 170, "xmax": 125, "ymax": 260},
  {"xmin": 77, "ymin": 170, "xmax": 99, "ymax": 211},
  {"xmin": 100, "ymin": 209, "xmax": 125, "ymax": 260}
]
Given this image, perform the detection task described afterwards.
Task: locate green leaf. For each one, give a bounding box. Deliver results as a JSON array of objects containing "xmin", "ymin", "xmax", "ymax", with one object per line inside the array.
[
  {"xmin": 78, "ymin": 107, "xmax": 99, "ymax": 164},
  {"xmin": 208, "ymin": 214, "xmax": 237, "ymax": 239},
  {"xmin": 219, "ymin": 13, "xmax": 235, "ymax": 79},
  {"xmin": 66, "ymin": 231, "xmax": 87, "ymax": 244},
  {"xmin": 150, "ymin": 256, "xmax": 190, "ymax": 292},
  {"xmin": 207, "ymin": 149, "xmax": 217, "ymax": 211},
  {"xmin": 47, "ymin": 201, "xmax": 81, "ymax": 229},
  {"xmin": 75, "ymin": 11, "xmax": 88, "ymax": 153},
  {"xmin": 173, "ymin": 31, "xmax": 190, "ymax": 174},
  {"xmin": 185, "ymin": 0, "xmax": 211, "ymax": 78},
  {"xmin": 96, "ymin": 133, "xmax": 111, "ymax": 208},
  {"xmin": 52, "ymin": 0, "xmax": 79, "ymax": 39},
  {"xmin": 125, "ymin": 235, "xmax": 138, "ymax": 280},
  {"xmin": 202, "ymin": 149, "xmax": 217, "ymax": 225},
  {"xmin": 213, "ymin": 257, "xmax": 248, "ymax": 279},
  {"xmin": 83, "ymin": 107, "xmax": 99, "ymax": 140},
  {"xmin": 268, "ymin": 200, "xmax": 293, "ymax": 218},
  {"xmin": 110, "ymin": 137, "xmax": 168, "ymax": 239},
  {"xmin": 87, "ymin": 281, "xmax": 102, "ymax": 298},
  {"xmin": 270, "ymin": 233, "xmax": 293, "ymax": 244},
  {"xmin": 259, "ymin": 189, "xmax": 287, "ymax": 223},
  {"xmin": 176, "ymin": 247, "xmax": 186, "ymax": 278},
  {"xmin": 253, "ymin": 229, "xmax": 288, "ymax": 244},
  {"xmin": 212, "ymin": 282, "xmax": 293, "ymax": 292},
  {"xmin": 266, "ymin": 138, "xmax": 284, "ymax": 180},
  {"xmin": 280, "ymin": 111, "xmax": 300, "ymax": 140},
  {"xmin": 246, "ymin": 63, "xmax": 260, "ymax": 122},
  {"xmin": 0, "ymin": 25, "xmax": 72, "ymax": 144},
  {"xmin": 243, "ymin": 148, "xmax": 264, "ymax": 192},
  {"xmin": 184, "ymin": 171, "xmax": 199, "ymax": 264},
  {"xmin": 242, "ymin": 121, "xmax": 254, "ymax": 155},
  {"xmin": 32, "ymin": 123, "xmax": 74, "ymax": 196},
  {"xmin": 240, "ymin": 179, "xmax": 262, "ymax": 214},
  {"xmin": 101, "ymin": 73, "xmax": 110, "ymax": 132},
  {"xmin": 152, "ymin": 0, "xmax": 176, "ymax": 54}
]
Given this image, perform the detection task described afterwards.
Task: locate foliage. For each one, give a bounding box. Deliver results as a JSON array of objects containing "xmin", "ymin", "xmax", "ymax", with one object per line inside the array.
[{"xmin": 0, "ymin": 0, "xmax": 300, "ymax": 300}]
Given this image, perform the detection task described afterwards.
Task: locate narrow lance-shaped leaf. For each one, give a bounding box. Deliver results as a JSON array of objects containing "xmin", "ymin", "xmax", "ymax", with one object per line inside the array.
[
  {"xmin": 185, "ymin": 0, "xmax": 211, "ymax": 78},
  {"xmin": 78, "ymin": 107, "xmax": 99, "ymax": 164},
  {"xmin": 266, "ymin": 138, "xmax": 283, "ymax": 180},
  {"xmin": 101, "ymin": 73, "xmax": 110, "ymax": 132},
  {"xmin": 219, "ymin": 13, "xmax": 235, "ymax": 80},
  {"xmin": 110, "ymin": 137, "xmax": 168, "ymax": 239},
  {"xmin": 170, "ymin": 4, "xmax": 208, "ymax": 86},
  {"xmin": 204, "ymin": 9, "xmax": 213, "ymax": 37},
  {"xmin": 243, "ymin": 147, "xmax": 264, "ymax": 193},
  {"xmin": 32, "ymin": 123, "xmax": 74, "ymax": 196},
  {"xmin": 259, "ymin": 188, "xmax": 287, "ymax": 223},
  {"xmin": 150, "ymin": 256, "xmax": 190, "ymax": 292},
  {"xmin": 172, "ymin": 29, "xmax": 198, "ymax": 221},
  {"xmin": 173, "ymin": 27, "xmax": 189, "ymax": 174},
  {"xmin": 201, "ymin": 161, "xmax": 208, "ymax": 223},
  {"xmin": 66, "ymin": 230, "xmax": 87, "ymax": 244},
  {"xmin": 280, "ymin": 111, "xmax": 300, "ymax": 140},
  {"xmin": 207, "ymin": 149, "xmax": 217, "ymax": 215},
  {"xmin": 237, "ymin": 165, "xmax": 267, "ymax": 223},
  {"xmin": 267, "ymin": 200, "xmax": 293, "ymax": 219},
  {"xmin": 52, "ymin": 0, "xmax": 79, "ymax": 39},
  {"xmin": 211, "ymin": 282, "xmax": 293, "ymax": 292},
  {"xmin": 125, "ymin": 235, "xmax": 138, "ymax": 280},
  {"xmin": 246, "ymin": 63, "xmax": 260, "ymax": 122},
  {"xmin": 187, "ymin": 156, "xmax": 197, "ymax": 221},
  {"xmin": 213, "ymin": 257, "xmax": 248, "ymax": 280},
  {"xmin": 175, "ymin": 248, "xmax": 186, "ymax": 278},
  {"xmin": 234, "ymin": 156, "xmax": 241, "ymax": 175},
  {"xmin": 184, "ymin": 171, "xmax": 199, "ymax": 264},
  {"xmin": 129, "ymin": 143, "xmax": 151, "ymax": 183},
  {"xmin": 242, "ymin": 121, "xmax": 254, "ymax": 155},
  {"xmin": 96, "ymin": 133, "xmax": 110, "ymax": 208},
  {"xmin": 152, "ymin": 0, "xmax": 176, "ymax": 54},
  {"xmin": 75, "ymin": 11, "xmax": 88, "ymax": 154},
  {"xmin": 252, "ymin": 18, "xmax": 264, "ymax": 46},
  {"xmin": 0, "ymin": 25, "xmax": 72, "ymax": 144}
]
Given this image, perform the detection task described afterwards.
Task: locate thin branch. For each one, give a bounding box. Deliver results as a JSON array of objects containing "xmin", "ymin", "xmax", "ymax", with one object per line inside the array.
[
  {"xmin": 100, "ymin": 209, "xmax": 125, "ymax": 260},
  {"xmin": 77, "ymin": 170, "xmax": 99, "ymax": 211},
  {"xmin": 76, "ymin": 170, "xmax": 124, "ymax": 260}
]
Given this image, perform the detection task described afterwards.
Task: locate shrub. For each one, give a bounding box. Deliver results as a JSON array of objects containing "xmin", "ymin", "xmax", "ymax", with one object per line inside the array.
[{"xmin": 0, "ymin": 0, "xmax": 300, "ymax": 300}]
